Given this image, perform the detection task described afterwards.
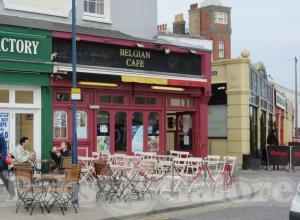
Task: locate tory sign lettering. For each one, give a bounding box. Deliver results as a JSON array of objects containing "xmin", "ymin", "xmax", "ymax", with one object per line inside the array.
[{"xmin": 0, "ymin": 37, "xmax": 39, "ymax": 55}]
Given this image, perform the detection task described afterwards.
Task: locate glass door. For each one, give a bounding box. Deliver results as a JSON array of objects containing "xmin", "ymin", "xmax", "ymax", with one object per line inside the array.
[
  {"xmin": 15, "ymin": 113, "xmax": 34, "ymax": 152},
  {"xmin": 176, "ymin": 112, "xmax": 193, "ymax": 151},
  {"xmin": 0, "ymin": 110, "xmax": 37, "ymax": 154}
]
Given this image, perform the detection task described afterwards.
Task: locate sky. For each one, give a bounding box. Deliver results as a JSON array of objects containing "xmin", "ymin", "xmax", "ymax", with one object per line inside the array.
[{"xmin": 158, "ymin": 0, "xmax": 300, "ymax": 90}]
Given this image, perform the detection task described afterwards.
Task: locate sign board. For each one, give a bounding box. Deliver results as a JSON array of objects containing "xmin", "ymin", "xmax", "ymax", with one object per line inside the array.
[
  {"xmin": 53, "ymin": 111, "xmax": 67, "ymax": 128},
  {"xmin": 275, "ymin": 91, "xmax": 286, "ymax": 110},
  {"xmin": 0, "ymin": 112, "xmax": 9, "ymax": 141},
  {"xmin": 53, "ymin": 39, "xmax": 201, "ymax": 76},
  {"xmin": 71, "ymin": 88, "xmax": 81, "ymax": 101},
  {"xmin": 266, "ymin": 146, "xmax": 289, "ymax": 166},
  {"xmin": 208, "ymin": 105, "xmax": 227, "ymax": 137}
]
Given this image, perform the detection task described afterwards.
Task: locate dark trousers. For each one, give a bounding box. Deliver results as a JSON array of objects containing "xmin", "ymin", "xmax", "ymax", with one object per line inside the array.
[{"xmin": 0, "ymin": 170, "xmax": 15, "ymax": 197}]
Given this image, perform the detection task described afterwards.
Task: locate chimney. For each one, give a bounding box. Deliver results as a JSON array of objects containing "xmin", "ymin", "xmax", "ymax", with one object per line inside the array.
[
  {"xmin": 173, "ymin": 13, "xmax": 185, "ymax": 35},
  {"xmin": 188, "ymin": 3, "xmax": 200, "ymax": 36},
  {"xmin": 190, "ymin": 3, "xmax": 198, "ymax": 10},
  {"xmin": 157, "ymin": 24, "xmax": 168, "ymax": 33}
]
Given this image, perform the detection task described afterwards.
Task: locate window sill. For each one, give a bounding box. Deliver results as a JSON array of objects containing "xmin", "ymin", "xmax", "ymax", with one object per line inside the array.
[{"xmin": 83, "ymin": 15, "xmax": 112, "ymax": 24}]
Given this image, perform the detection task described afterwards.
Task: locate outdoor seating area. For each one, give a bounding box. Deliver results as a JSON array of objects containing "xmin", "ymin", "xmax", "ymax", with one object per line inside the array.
[
  {"xmin": 7, "ymin": 151, "xmax": 236, "ymax": 215},
  {"xmin": 12, "ymin": 162, "xmax": 80, "ymax": 215}
]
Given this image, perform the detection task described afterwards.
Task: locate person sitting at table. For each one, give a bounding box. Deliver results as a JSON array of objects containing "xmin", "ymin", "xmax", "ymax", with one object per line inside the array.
[
  {"xmin": 50, "ymin": 141, "xmax": 72, "ymax": 172},
  {"xmin": 14, "ymin": 137, "xmax": 35, "ymax": 164}
]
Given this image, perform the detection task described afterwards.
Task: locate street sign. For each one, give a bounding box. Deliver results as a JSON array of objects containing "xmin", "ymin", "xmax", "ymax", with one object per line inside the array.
[{"xmin": 71, "ymin": 88, "xmax": 81, "ymax": 100}]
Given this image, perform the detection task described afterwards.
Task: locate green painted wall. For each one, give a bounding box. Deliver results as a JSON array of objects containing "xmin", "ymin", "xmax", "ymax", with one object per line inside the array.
[
  {"xmin": 0, "ymin": 71, "xmax": 49, "ymax": 86},
  {"xmin": 41, "ymin": 86, "xmax": 53, "ymax": 160}
]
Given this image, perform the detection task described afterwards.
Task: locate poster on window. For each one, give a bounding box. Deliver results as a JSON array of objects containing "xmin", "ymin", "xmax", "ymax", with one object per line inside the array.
[
  {"xmin": 0, "ymin": 113, "xmax": 9, "ymax": 141},
  {"xmin": 148, "ymin": 136, "xmax": 159, "ymax": 152},
  {"xmin": 53, "ymin": 111, "xmax": 67, "ymax": 128},
  {"xmin": 76, "ymin": 111, "xmax": 87, "ymax": 139},
  {"xmin": 97, "ymin": 136, "xmax": 110, "ymax": 153},
  {"xmin": 208, "ymin": 105, "xmax": 227, "ymax": 137},
  {"xmin": 132, "ymin": 125, "xmax": 144, "ymax": 152}
]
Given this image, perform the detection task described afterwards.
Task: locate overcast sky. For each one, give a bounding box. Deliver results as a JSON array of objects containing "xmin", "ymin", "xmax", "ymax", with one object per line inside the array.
[{"xmin": 158, "ymin": 0, "xmax": 300, "ymax": 89}]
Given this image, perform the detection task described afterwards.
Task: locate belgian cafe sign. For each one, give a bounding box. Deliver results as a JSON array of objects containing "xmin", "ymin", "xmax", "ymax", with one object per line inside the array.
[
  {"xmin": 0, "ymin": 37, "xmax": 39, "ymax": 55},
  {"xmin": 120, "ymin": 48, "xmax": 151, "ymax": 68}
]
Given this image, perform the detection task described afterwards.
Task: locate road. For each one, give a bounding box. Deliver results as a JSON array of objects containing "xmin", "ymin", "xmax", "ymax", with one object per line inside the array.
[{"xmin": 132, "ymin": 170, "xmax": 299, "ymax": 220}]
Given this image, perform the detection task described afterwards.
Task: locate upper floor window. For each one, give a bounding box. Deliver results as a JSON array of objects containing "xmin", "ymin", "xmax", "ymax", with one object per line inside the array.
[
  {"xmin": 214, "ymin": 12, "xmax": 228, "ymax": 24},
  {"xmin": 218, "ymin": 41, "xmax": 224, "ymax": 58},
  {"xmin": 83, "ymin": 0, "xmax": 111, "ymax": 23}
]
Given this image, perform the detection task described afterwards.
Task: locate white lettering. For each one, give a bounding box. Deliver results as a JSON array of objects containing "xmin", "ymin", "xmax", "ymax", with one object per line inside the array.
[
  {"xmin": 16, "ymin": 40, "xmax": 24, "ymax": 53},
  {"xmin": 0, "ymin": 38, "xmax": 39, "ymax": 55},
  {"xmin": 9, "ymin": 38, "xmax": 16, "ymax": 53},
  {"xmin": 0, "ymin": 38, "xmax": 8, "ymax": 52},
  {"xmin": 24, "ymin": 40, "xmax": 32, "ymax": 54},
  {"xmin": 32, "ymin": 41, "xmax": 39, "ymax": 55}
]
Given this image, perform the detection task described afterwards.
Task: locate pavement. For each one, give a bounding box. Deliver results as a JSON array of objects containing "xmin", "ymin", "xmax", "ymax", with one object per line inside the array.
[{"xmin": 0, "ymin": 169, "xmax": 297, "ymax": 220}]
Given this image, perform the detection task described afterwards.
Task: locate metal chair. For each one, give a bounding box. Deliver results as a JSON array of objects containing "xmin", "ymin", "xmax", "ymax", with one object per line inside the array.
[
  {"xmin": 48, "ymin": 168, "xmax": 81, "ymax": 215},
  {"xmin": 14, "ymin": 166, "xmax": 44, "ymax": 215}
]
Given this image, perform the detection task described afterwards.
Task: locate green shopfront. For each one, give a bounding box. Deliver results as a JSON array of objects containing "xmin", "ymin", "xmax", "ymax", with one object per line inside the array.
[{"xmin": 0, "ymin": 25, "xmax": 52, "ymax": 161}]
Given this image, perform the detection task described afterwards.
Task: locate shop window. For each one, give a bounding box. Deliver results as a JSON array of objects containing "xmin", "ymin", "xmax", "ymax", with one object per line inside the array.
[
  {"xmin": 53, "ymin": 111, "xmax": 68, "ymax": 139},
  {"xmin": 132, "ymin": 112, "xmax": 144, "ymax": 152},
  {"xmin": 170, "ymin": 98, "xmax": 192, "ymax": 107},
  {"xmin": 97, "ymin": 111, "xmax": 110, "ymax": 153},
  {"xmin": 135, "ymin": 97, "xmax": 157, "ymax": 105},
  {"xmin": 148, "ymin": 112, "xmax": 159, "ymax": 152},
  {"xmin": 15, "ymin": 90, "xmax": 33, "ymax": 104},
  {"xmin": 56, "ymin": 93, "xmax": 70, "ymax": 102},
  {"xmin": 0, "ymin": 90, "xmax": 9, "ymax": 103},
  {"xmin": 100, "ymin": 96, "xmax": 124, "ymax": 104},
  {"xmin": 115, "ymin": 112, "xmax": 127, "ymax": 152},
  {"xmin": 76, "ymin": 111, "xmax": 87, "ymax": 139}
]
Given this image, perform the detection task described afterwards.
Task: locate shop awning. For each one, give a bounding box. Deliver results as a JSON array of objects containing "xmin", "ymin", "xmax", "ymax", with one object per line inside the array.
[{"xmin": 54, "ymin": 64, "xmax": 207, "ymax": 88}]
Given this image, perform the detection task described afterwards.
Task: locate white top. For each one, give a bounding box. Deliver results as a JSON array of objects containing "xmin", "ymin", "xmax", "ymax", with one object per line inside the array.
[{"xmin": 14, "ymin": 144, "xmax": 31, "ymax": 163}]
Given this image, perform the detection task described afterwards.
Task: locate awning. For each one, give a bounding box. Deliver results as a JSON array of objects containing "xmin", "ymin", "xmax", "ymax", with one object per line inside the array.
[{"xmin": 54, "ymin": 64, "xmax": 207, "ymax": 88}]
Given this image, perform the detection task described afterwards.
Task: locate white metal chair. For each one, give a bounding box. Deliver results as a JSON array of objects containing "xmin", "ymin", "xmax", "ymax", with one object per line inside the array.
[{"xmin": 206, "ymin": 155, "xmax": 221, "ymax": 162}]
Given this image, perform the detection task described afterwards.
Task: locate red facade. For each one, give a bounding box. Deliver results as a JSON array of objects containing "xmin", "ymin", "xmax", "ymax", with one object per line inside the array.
[{"xmin": 51, "ymin": 32, "xmax": 211, "ymax": 158}]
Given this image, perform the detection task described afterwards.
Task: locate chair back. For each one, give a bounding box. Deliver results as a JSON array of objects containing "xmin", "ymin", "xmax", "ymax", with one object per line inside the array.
[
  {"xmin": 140, "ymin": 159, "xmax": 156, "ymax": 175},
  {"xmin": 61, "ymin": 156, "xmax": 72, "ymax": 169},
  {"xmin": 65, "ymin": 168, "xmax": 81, "ymax": 184},
  {"xmin": 15, "ymin": 167, "xmax": 34, "ymax": 192},
  {"xmin": 94, "ymin": 160, "xmax": 110, "ymax": 176},
  {"xmin": 64, "ymin": 163, "xmax": 81, "ymax": 170},
  {"xmin": 170, "ymin": 150, "xmax": 190, "ymax": 158},
  {"xmin": 206, "ymin": 155, "xmax": 221, "ymax": 162},
  {"xmin": 92, "ymin": 152, "xmax": 101, "ymax": 159}
]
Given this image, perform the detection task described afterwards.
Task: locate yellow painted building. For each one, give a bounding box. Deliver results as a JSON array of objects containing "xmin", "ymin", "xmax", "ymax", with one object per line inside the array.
[{"xmin": 208, "ymin": 51, "xmax": 294, "ymax": 167}]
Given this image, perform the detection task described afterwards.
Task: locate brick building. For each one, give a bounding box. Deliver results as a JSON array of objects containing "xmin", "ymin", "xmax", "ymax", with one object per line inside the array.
[{"xmin": 188, "ymin": 0, "xmax": 231, "ymax": 60}]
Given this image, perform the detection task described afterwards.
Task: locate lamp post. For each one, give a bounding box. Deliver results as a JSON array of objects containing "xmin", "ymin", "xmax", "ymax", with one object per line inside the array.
[
  {"xmin": 72, "ymin": 0, "xmax": 78, "ymax": 164},
  {"xmin": 295, "ymin": 57, "xmax": 298, "ymax": 139}
]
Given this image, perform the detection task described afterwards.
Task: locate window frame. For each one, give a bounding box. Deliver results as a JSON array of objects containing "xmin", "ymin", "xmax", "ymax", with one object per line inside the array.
[
  {"xmin": 218, "ymin": 41, "xmax": 225, "ymax": 58},
  {"xmin": 214, "ymin": 11, "xmax": 228, "ymax": 24},
  {"xmin": 53, "ymin": 110, "xmax": 68, "ymax": 140},
  {"xmin": 83, "ymin": 0, "xmax": 111, "ymax": 23}
]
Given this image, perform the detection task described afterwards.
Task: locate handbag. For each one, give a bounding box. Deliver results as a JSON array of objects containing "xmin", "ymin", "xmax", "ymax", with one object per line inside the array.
[{"xmin": 5, "ymin": 155, "xmax": 13, "ymax": 166}]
